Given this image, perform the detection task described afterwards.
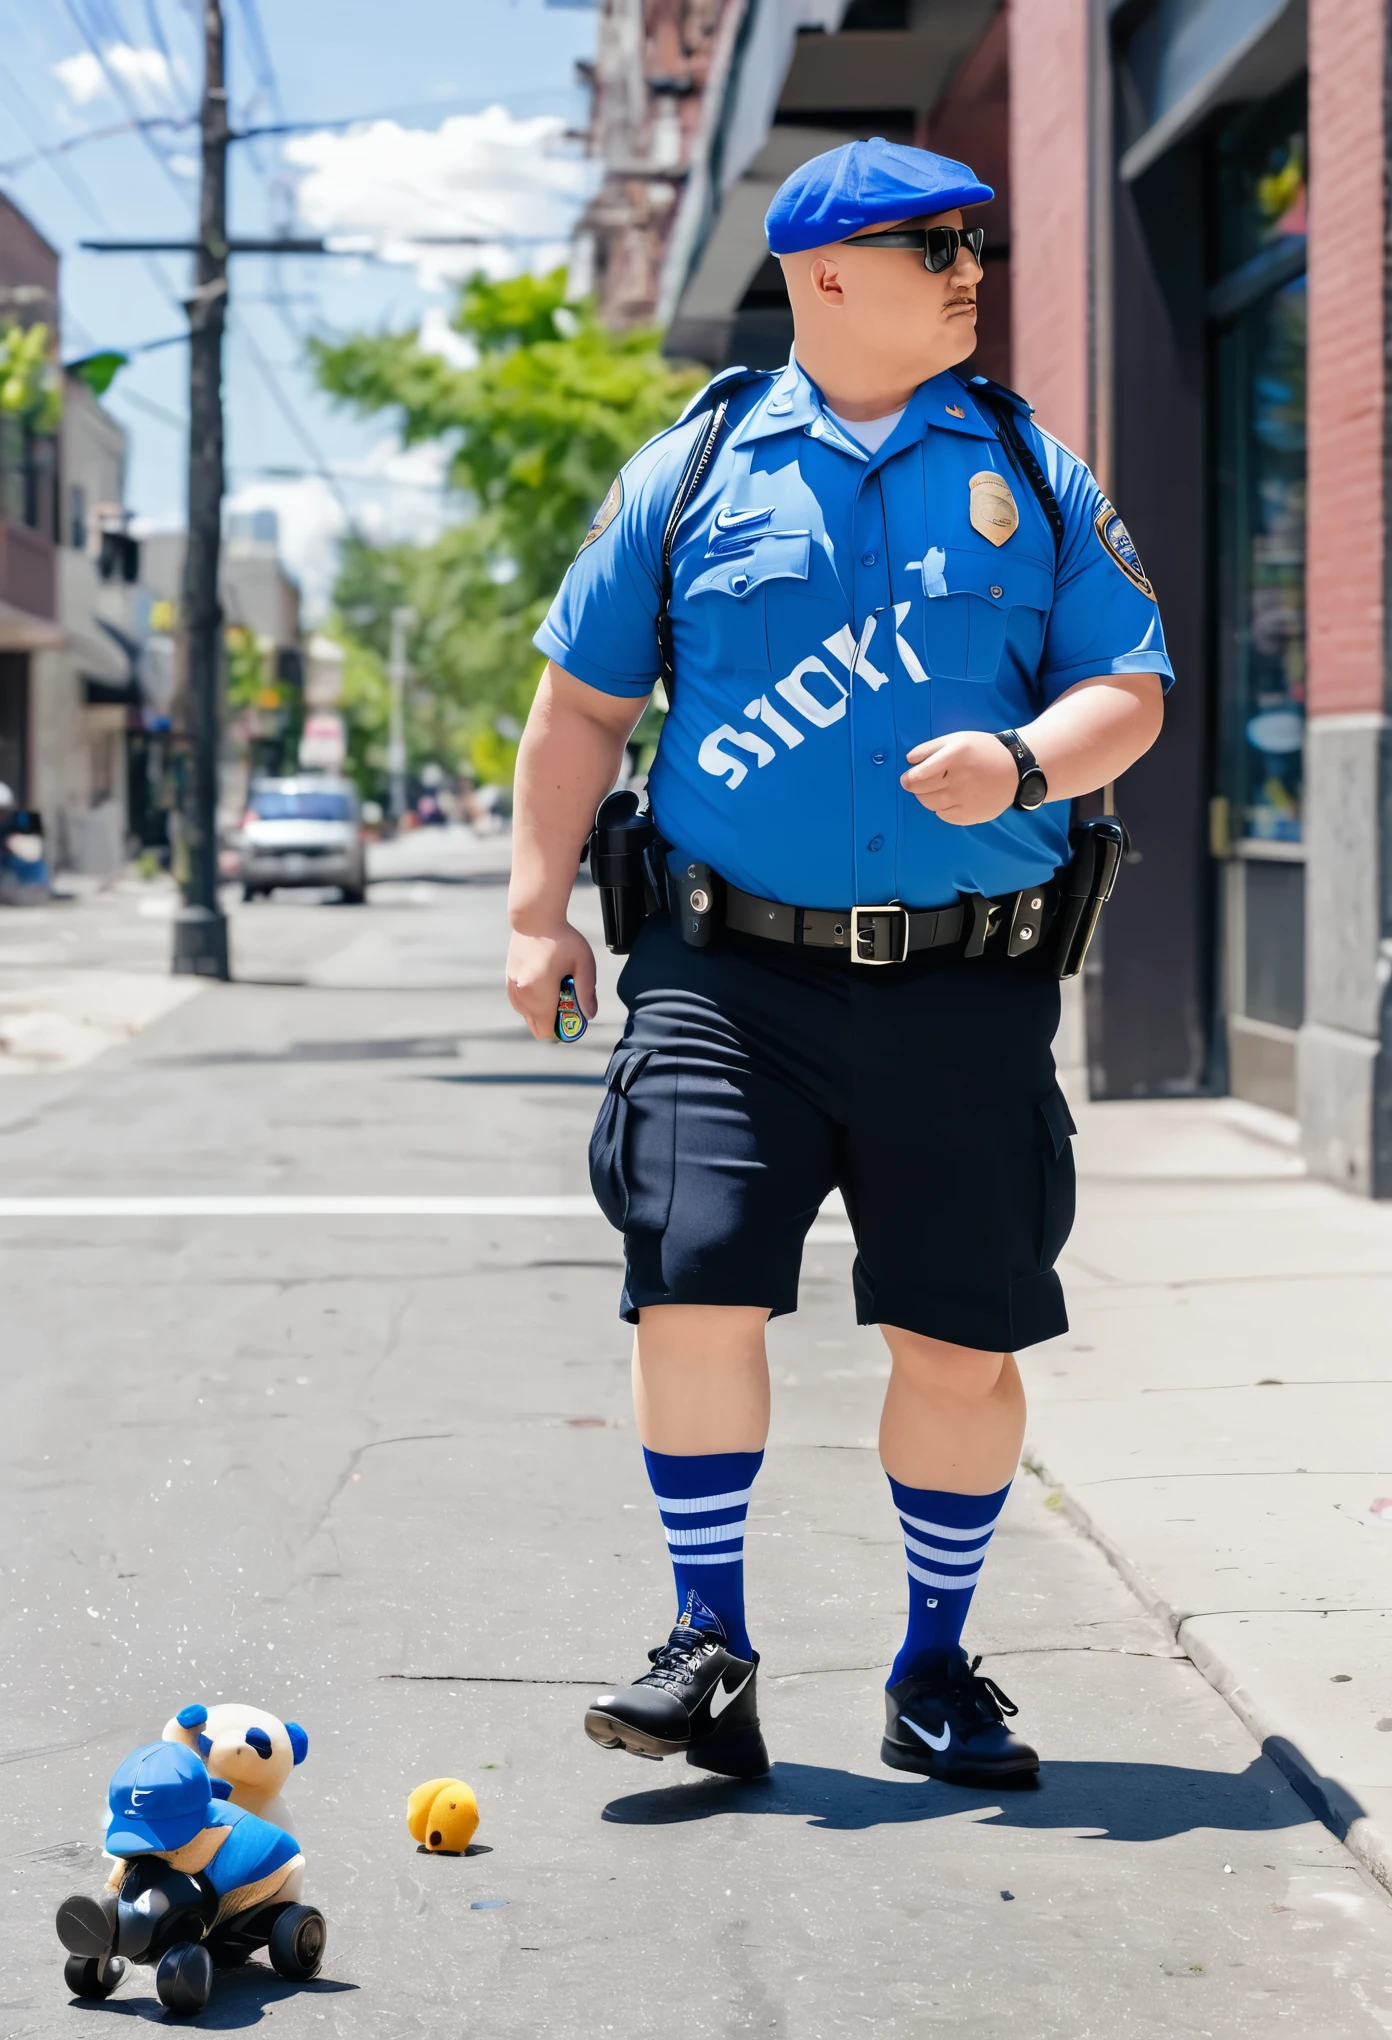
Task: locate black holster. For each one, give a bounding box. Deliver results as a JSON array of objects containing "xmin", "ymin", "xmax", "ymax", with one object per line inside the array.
[
  {"xmin": 1052, "ymin": 816, "xmax": 1127, "ymax": 980},
  {"xmin": 588, "ymin": 789, "xmax": 660, "ymax": 955}
]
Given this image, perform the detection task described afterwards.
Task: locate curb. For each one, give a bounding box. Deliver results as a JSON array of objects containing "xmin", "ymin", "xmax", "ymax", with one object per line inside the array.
[{"xmin": 1022, "ymin": 1453, "xmax": 1392, "ymax": 1901}]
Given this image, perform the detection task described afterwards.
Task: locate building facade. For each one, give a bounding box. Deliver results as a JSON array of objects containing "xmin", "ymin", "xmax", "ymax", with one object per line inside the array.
[
  {"xmin": 0, "ymin": 195, "xmax": 63, "ymax": 813},
  {"xmin": 614, "ymin": 0, "xmax": 1390, "ymax": 1196}
]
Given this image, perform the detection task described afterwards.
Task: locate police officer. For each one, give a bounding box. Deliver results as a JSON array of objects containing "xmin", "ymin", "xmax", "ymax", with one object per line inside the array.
[{"xmin": 507, "ymin": 138, "xmax": 1170, "ymax": 1785}]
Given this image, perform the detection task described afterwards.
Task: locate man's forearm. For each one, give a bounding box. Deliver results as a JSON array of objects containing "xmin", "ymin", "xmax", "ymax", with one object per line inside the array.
[
  {"xmin": 1018, "ymin": 673, "xmax": 1164, "ymax": 803},
  {"xmin": 509, "ymin": 663, "xmax": 647, "ymax": 934}
]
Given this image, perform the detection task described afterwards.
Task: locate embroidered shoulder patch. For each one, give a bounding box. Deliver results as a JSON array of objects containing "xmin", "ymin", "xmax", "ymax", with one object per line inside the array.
[
  {"xmin": 577, "ymin": 474, "xmax": 623, "ymax": 554},
  {"xmin": 1094, "ymin": 500, "xmax": 1155, "ymax": 598}
]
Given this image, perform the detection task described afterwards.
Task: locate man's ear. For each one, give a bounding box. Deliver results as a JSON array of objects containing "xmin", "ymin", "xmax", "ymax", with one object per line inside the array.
[{"xmin": 809, "ymin": 255, "xmax": 844, "ymax": 306}]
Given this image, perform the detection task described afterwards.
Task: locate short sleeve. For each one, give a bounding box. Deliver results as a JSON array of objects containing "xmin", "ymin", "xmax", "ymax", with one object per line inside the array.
[
  {"xmin": 533, "ymin": 423, "xmax": 698, "ymax": 699},
  {"xmin": 1032, "ymin": 431, "xmax": 1175, "ymax": 701}
]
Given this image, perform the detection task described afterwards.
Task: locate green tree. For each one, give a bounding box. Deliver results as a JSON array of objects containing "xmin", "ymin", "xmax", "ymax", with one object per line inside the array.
[
  {"xmin": 0, "ymin": 321, "xmax": 61, "ymax": 431},
  {"xmin": 310, "ymin": 270, "xmax": 702, "ymax": 785}
]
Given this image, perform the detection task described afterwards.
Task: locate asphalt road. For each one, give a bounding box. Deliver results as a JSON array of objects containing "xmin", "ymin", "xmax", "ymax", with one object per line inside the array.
[{"xmin": 3, "ymin": 849, "xmax": 1392, "ymax": 2037}]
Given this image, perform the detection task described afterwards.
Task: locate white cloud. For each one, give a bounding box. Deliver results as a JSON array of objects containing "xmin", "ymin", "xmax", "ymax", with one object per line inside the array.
[
  {"xmin": 225, "ymin": 440, "xmax": 455, "ymax": 622},
  {"xmin": 285, "ymin": 106, "xmax": 599, "ymax": 288},
  {"xmin": 418, "ymin": 305, "xmax": 478, "ymax": 370},
  {"xmin": 53, "ymin": 42, "xmax": 189, "ymax": 117},
  {"xmin": 53, "ymin": 52, "xmax": 105, "ymax": 107}
]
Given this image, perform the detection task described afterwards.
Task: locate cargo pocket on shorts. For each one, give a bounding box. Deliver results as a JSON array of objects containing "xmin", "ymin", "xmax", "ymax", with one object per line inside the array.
[
  {"xmin": 1036, "ymin": 1085, "xmax": 1077, "ymax": 1271},
  {"xmin": 588, "ymin": 1046, "xmax": 677, "ymax": 1236}
]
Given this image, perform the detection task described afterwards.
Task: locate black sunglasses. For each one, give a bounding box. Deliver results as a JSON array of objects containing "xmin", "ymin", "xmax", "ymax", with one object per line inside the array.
[{"xmin": 842, "ymin": 224, "xmax": 986, "ymax": 273}]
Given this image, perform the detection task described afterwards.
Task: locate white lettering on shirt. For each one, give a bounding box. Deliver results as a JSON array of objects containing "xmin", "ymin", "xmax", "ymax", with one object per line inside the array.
[{"xmin": 696, "ymin": 725, "xmax": 776, "ymax": 790}]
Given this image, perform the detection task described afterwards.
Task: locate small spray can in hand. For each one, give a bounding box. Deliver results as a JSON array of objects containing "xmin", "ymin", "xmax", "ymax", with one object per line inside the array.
[{"xmin": 554, "ymin": 975, "xmax": 587, "ymax": 1043}]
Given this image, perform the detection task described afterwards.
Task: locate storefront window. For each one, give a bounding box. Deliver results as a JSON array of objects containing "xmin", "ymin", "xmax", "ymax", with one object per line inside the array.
[
  {"xmin": 1212, "ymin": 84, "xmax": 1307, "ymax": 846},
  {"xmin": 1216, "ymin": 276, "xmax": 1306, "ymax": 841}
]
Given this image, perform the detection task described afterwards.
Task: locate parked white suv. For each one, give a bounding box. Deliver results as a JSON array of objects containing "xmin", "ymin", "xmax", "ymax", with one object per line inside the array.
[{"xmin": 238, "ymin": 777, "xmax": 367, "ymax": 904}]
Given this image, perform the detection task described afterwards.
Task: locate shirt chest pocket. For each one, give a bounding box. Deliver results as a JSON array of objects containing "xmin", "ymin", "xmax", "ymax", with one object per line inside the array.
[
  {"xmin": 915, "ymin": 550, "xmax": 1054, "ymax": 683},
  {"xmin": 683, "ymin": 530, "xmax": 812, "ymax": 673}
]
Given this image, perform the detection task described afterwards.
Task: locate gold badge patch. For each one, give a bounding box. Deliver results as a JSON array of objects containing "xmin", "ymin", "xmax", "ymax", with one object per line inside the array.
[
  {"xmin": 969, "ymin": 470, "xmax": 1019, "ymax": 547},
  {"xmin": 1093, "ymin": 499, "xmax": 1155, "ymax": 597},
  {"xmin": 578, "ymin": 474, "xmax": 623, "ymax": 554}
]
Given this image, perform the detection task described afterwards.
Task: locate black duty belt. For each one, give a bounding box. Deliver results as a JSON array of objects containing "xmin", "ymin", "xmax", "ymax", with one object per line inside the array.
[{"xmin": 720, "ymin": 879, "xmax": 1052, "ymax": 965}]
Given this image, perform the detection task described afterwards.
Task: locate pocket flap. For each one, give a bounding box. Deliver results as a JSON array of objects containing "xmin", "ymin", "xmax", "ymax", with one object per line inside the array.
[
  {"xmin": 1038, "ymin": 1085, "xmax": 1078, "ymax": 1158},
  {"xmin": 686, "ymin": 530, "xmax": 811, "ymax": 600},
  {"xmin": 935, "ymin": 547, "xmax": 1055, "ymax": 612}
]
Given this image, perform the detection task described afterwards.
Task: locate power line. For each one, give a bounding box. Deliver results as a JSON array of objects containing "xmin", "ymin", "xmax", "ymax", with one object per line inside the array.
[
  {"xmin": 0, "ymin": 59, "xmax": 114, "ymax": 225},
  {"xmin": 230, "ymin": 0, "xmax": 281, "ymax": 117},
  {"xmin": 141, "ymin": 0, "xmax": 177, "ymax": 70},
  {"xmin": 0, "ymin": 114, "xmax": 194, "ymax": 179},
  {"xmin": 54, "ymin": 0, "xmax": 195, "ymax": 203},
  {"xmin": 233, "ymin": 314, "xmax": 359, "ymax": 533},
  {"xmin": 108, "ymin": 382, "xmax": 186, "ymax": 431}
]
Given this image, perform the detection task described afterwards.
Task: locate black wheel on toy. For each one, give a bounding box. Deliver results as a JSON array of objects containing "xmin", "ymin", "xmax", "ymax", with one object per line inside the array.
[
  {"xmin": 267, "ymin": 1904, "xmax": 326, "ymax": 1981},
  {"xmin": 155, "ymin": 1941, "xmax": 213, "ymax": 2016},
  {"xmin": 63, "ymin": 1953, "xmax": 126, "ymax": 1999}
]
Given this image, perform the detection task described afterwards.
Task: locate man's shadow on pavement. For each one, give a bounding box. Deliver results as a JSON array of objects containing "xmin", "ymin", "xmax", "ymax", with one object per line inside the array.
[{"xmin": 603, "ymin": 1755, "xmax": 1328, "ymax": 1842}]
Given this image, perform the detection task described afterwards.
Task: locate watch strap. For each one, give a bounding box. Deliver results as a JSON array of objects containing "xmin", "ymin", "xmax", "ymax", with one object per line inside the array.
[{"xmin": 995, "ymin": 729, "xmax": 1048, "ymax": 811}]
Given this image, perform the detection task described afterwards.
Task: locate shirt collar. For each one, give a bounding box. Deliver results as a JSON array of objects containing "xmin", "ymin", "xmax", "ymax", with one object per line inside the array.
[{"xmin": 733, "ymin": 353, "xmax": 999, "ymax": 459}]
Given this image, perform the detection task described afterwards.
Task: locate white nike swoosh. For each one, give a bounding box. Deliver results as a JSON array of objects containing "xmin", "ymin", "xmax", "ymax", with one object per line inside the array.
[
  {"xmin": 902, "ymin": 1715, "xmax": 951, "ymax": 1752},
  {"xmin": 708, "ymin": 1666, "xmax": 754, "ymax": 1721},
  {"xmin": 713, "ymin": 505, "xmax": 774, "ymax": 533}
]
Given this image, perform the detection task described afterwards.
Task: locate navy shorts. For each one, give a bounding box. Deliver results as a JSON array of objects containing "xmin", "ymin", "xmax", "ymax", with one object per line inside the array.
[{"xmin": 589, "ymin": 914, "xmax": 1076, "ymax": 1353}]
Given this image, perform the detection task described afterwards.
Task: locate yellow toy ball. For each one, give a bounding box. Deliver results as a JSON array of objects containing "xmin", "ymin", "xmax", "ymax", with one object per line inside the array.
[{"xmin": 407, "ymin": 1777, "xmax": 479, "ymax": 1854}]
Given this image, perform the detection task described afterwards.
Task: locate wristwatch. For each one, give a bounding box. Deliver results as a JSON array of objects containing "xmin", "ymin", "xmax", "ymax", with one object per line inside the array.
[{"xmin": 995, "ymin": 729, "xmax": 1049, "ymax": 811}]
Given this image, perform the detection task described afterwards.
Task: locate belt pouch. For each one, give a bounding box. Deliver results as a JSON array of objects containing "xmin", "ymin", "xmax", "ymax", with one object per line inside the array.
[
  {"xmin": 1052, "ymin": 815, "xmax": 1127, "ymax": 980},
  {"xmin": 589, "ymin": 789, "xmax": 657, "ymax": 955}
]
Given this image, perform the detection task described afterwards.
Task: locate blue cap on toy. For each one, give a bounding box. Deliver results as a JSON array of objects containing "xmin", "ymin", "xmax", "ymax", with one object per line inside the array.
[
  {"xmin": 765, "ymin": 137, "xmax": 993, "ymax": 257},
  {"xmin": 106, "ymin": 1741, "xmax": 213, "ymax": 1856}
]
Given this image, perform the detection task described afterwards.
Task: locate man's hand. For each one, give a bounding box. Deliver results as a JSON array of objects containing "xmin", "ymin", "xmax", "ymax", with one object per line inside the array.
[
  {"xmin": 901, "ymin": 729, "xmax": 1018, "ymax": 825},
  {"xmin": 507, "ymin": 924, "xmax": 599, "ymax": 1043}
]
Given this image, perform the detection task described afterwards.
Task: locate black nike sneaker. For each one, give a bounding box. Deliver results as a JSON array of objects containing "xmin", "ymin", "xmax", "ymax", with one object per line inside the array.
[
  {"xmin": 882, "ymin": 1651, "xmax": 1039, "ymax": 1785},
  {"xmin": 585, "ymin": 1626, "xmax": 770, "ymax": 1778}
]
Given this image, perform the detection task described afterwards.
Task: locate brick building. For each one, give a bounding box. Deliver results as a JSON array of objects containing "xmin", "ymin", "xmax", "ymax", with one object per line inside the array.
[
  {"xmin": 1012, "ymin": 0, "xmax": 1387, "ymax": 1195},
  {"xmin": 0, "ymin": 195, "xmax": 63, "ymax": 808},
  {"xmin": 589, "ymin": 0, "xmax": 1388, "ymax": 1194}
]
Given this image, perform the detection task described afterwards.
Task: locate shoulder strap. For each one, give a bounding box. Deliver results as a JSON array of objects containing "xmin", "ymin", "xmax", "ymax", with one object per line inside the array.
[
  {"xmin": 959, "ymin": 377, "xmax": 1066, "ymax": 559},
  {"xmin": 658, "ymin": 368, "xmax": 776, "ymax": 705}
]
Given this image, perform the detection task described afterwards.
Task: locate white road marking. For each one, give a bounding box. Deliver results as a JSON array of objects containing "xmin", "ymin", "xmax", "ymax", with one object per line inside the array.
[{"xmin": 0, "ymin": 1193, "xmax": 856, "ymax": 1229}]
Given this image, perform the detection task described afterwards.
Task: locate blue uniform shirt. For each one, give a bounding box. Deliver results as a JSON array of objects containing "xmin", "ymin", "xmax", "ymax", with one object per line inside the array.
[{"xmin": 536, "ymin": 355, "xmax": 1173, "ymax": 909}]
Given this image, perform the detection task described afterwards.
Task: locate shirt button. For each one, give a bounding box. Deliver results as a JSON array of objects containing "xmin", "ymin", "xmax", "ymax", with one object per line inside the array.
[
  {"xmin": 871, "ymin": 750, "xmax": 885, "ymax": 765},
  {"xmin": 990, "ymin": 584, "xmax": 1003, "ymax": 598},
  {"xmin": 861, "ymin": 551, "xmax": 878, "ymax": 567},
  {"xmin": 867, "ymin": 834, "xmax": 884, "ymax": 852}
]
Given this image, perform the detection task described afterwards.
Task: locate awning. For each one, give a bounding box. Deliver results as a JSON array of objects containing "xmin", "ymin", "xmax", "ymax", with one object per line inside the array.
[
  {"xmin": 1118, "ymin": 0, "xmax": 1306, "ymax": 183},
  {"xmin": 0, "ymin": 597, "xmax": 65, "ymax": 652}
]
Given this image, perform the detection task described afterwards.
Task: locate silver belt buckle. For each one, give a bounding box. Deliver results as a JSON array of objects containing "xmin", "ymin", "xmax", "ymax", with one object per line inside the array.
[{"xmin": 850, "ymin": 902, "xmax": 909, "ymax": 964}]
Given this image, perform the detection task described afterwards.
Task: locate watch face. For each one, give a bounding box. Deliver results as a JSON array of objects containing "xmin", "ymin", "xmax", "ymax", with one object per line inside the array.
[{"xmin": 1016, "ymin": 768, "xmax": 1049, "ymax": 811}]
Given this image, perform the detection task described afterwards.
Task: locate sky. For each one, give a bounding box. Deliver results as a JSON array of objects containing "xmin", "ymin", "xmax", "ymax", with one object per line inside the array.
[{"xmin": 0, "ymin": 0, "xmax": 601, "ymax": 614}]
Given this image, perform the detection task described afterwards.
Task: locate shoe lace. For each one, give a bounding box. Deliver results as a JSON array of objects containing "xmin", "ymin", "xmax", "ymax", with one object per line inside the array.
[
  {"xmin": 949, "ymin": 1654, "xmax": 1019, "ymax": 1725},
  {"xmin": 640, "ymin": 1627, "xmax": 718, "ymax": 1689}
]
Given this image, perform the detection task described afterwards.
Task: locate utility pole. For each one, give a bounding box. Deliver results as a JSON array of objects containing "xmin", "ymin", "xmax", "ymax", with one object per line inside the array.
[
  {"xmin": 172, "ymin": 0, "xmax": 230, "ymax": 979},
  {"xmin": 387, "ymin": 605, "xmax": 414, "ymax": 824}
]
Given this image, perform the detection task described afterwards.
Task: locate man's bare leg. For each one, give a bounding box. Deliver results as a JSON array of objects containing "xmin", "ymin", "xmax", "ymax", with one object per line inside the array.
[
  {"xmin": 583, "ymin": 1305, "xmax": 773, "ymax": 1774},
  {"xmin": 874, "ymin": 1326, "xmax": 1037, "ymax": 1777},
  {"xmin": 878, "ymin": 1330, "xmax": 1025, "ymax": 1493},
  {"xmin": 632, "ymin": 1304, "xmax": 771, "ymax": 1455}
]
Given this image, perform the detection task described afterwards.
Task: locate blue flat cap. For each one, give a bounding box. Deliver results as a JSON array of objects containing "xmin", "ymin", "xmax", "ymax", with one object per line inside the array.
[{"xmin": 766, "ymin": 137, "xmax": 993, "ymax": 257}]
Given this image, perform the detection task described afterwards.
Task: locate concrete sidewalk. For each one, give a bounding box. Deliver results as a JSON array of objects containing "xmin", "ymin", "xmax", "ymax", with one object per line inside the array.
[{"xmin": 1022, "ymin": 1068, "xmax": 1392, "ymax": 1896}]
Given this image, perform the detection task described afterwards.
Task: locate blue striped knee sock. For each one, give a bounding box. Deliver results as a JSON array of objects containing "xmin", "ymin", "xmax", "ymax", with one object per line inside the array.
[
  {"xmin": 887, "ymin": 1477, "xmax": 1011, "ymax": 1685},
  {"xmin": 642, "ymin": 1447, "xmax": 763, "ymax": 1661}
]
